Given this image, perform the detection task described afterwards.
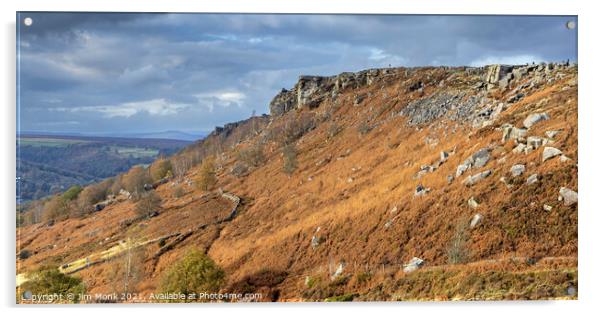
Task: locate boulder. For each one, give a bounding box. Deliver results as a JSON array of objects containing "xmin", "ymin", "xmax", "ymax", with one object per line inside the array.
[
  {"xmin": 456, "ymin": 163, "xmax": 470, "ymax": 177},
  {"xmin": 499, "ymin": 74, "xmax": 512, "ymax": 90},
  {"xmin": 484, "ymin": 64, "xmax": 514, "ymax": 84},
  {"xmin": 523, "ymin": 112, "xmax": 550, "ymax": 128},
  {"xmin": 468, "ymin": 197, "xmax": 479, "ymax": 209},
  {"xmin": 512, "ymin": 143, "xmax": 527, "ymax": 154},
  {"xmin": 403, "ymin": 257, "xmax": 425, "ymax": 273},
  {"xmin": 559, "ymin": 187, "xmax": 578, "ymax": 206},
  {"xmin": 119, "ymin": 189, "xmax": 131, "ymax": 199},
  {"xmin": 512, "ymin": 67, "xmax": 529, "ymax": 80},
  {"xmin": 311, "ymin": 236, "xmax": 322, "ymax": 249},
  {"xmin": 542, "ymin": 147, "xmax": 563, "ymax": 162},
  {"xmin": 353, "ymin": 94, "xmax": 367, "ymax": 106},
  {"xmin": 311, "ymin": 227, "xmax": 323, "ymax": 249},
  {"xmin": 502, "ymin": 125, "xmax": 527, "ymax": 142},
  {"xmin": 414, "ymin": 184, "xmax": 430, "ymax": 197},
  {"xmin": 526, "ymin": 174, "xmax": 539, "ymax": 185},
  {"xmin": 472, "ymin": 148, "xmax": 491, "ymax": 168},
  {"xmin": 510, "ymin": 164, "xmax": 526, "ymax": 177},
  {"xmin": 470, "ymin": 213, "xmax": 483, "ymax": 228},
  {"xmin": 526, "ymin": 136, "xmax": 544, "ymax": 149},
  {"xmin": 463, "ymin": 170, "xmax": 492, "ymax": 186},
  {"xmin": 440, "ymin": 151, "xmax": 449, "ymax": 162},
  {"xmin": 545, "ymin": 130, "xmax": 561, "ymax": 138},
  {"xmin": 331, "ymin": 262, "xmax": 346, "ymax": 280},
  {"xmin": 507, "ymin": 93, "xmax": 524, "ymax": 103},
  {"xmin": 543, "ymin": 204, "xmax": 553, "ymax": 212},
  {"xmin": 456, "ymin": 148, "xmax": 491, "ymax": 176},
  {"xmin": 384, "ymin": 219, "xmax": 393, "ymax": 229}
]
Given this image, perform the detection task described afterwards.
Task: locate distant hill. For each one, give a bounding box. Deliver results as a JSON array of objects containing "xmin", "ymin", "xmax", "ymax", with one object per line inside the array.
[
  {"xmin": 19, "ymin": 130, "xmax": 207, "ymax": 142},
  {"xmin": 112, "ymin": 130, "xmax": 207, "ymax": 141}
]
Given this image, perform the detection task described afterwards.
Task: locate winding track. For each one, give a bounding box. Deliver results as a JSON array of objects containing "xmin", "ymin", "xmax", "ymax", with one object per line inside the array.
[{"xmin": 16, "ymin": 192, "xmax": 241, "ymax": 287}]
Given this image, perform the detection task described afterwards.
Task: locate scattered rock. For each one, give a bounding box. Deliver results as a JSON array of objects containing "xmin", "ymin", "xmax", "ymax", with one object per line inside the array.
[
  {"xmin": 526, "ymin": 174, "xmax": 539, "ymax": 185},
  {"xmin": 472, "ymin": 148, "xmax": 491, "ymax": 168},
  {"xmin": 463, "ymin": 170, "xmax": 492, "ymax": 186},
  {"xmin": 542, "ymin": 147, "xmax": 563, "ymax": 162},
  {"xmin": 311, "ymin": 227, "xmax": 323, "ymax": 249},
  {"xmin": 545, "ymin": 130, "xmax": 560, "ymax": 138},
  {"xmin": 353, "ymin": 94, "xmax": 367, "ymax": 106},
  {"xmin": 384, "ymin": 220, "xmax": 393, "ymax": 229},
  {"xmin": 470, "ymin": 213, "xmax": 483, "ymax": 228},
  {"xmin": 485, "ymin": 64, "xmax": 514, "ymax": 85},
  {"xmin": 403, "ymin": 257, "xmax": 424, "ymax": 273},
  {"xmin": 559, "ymin": 187, "xmax": 578, "ymax": 206},
  {"xmin": 456, "ymin": 148, "xmax": 491, "ymax": 176},
  {"xmin": 512, "ymin": 143, "xmax": 526, "ymax": 154},
  {"xmin": 456, "ymin": 163, "xmax": 470, "ymax": 177},
  {"xmin": 507, "ymin": 93, "xmax": 524, "ymax": 103},
  {"xmin": 501, "ymin": 124, "xmax": 527, "ymax": 142},
  {"xmin": 468, "ymin": 197, "xmax": 479, "ymax": 209},
  {"xmin": 414, "ymin": 184, "xmax": 431, "ymax": 197},
  {"xmin": 331, "ymin": 262, "xmax": 346, "ymax": 280},
  {"xmin": 510, "ymin": 164, "xmax": 526, "ymax": 177},
  {"xmin": 526, "ymin": 136, "xmax": 544, "ymax": 149},
  {"xmin": 401, "ymin": 92, "xmax": 485, "ymax": 125},
  {"xmin": 523, "ymin": 112, "xmax": 550, "ymax": 128},
  {"xmin": 119, "ymin": 189, "xmax": 132, "ymax": 199},
  {"xmin": 440, "ymin": 151, "xmax": 449, "ymax": 162}
]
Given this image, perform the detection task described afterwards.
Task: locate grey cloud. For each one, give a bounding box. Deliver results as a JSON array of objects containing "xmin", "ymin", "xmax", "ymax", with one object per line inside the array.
[{"xmin": 17, "ymin": 13, "xmax": 577, "ymax": 134}]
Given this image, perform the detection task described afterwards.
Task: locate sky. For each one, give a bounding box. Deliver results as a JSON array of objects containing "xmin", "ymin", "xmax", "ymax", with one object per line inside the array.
[{"xmin": 17, "ymin": 13, "xmax": 577, "ymax": 135}]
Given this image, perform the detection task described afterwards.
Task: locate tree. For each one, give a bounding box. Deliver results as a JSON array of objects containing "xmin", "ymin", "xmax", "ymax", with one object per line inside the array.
[
  {"xmin": 447, "ymin": 216, "xmax": 471, "ymax": 264},
  {"xmin": 110, "ymin": 175, "xmax": 124, "ymax": 195},
  {"xmin": 172, "ymin": 155, "xmax": 193, "ymax": 178},
  {"xmin": 108, "ymin": 234, "xmax": 146, "ymax": 300},
  {"xmin": 160, "ymin": 250, "xmax": 225, "ymax": 301},
  {"xmin": 42, "ymin": 195, "xmax": 69, "ymax": 222},
  {"xmin": 19, "ymin": 266, "xmax": 85, "ymax": 303},
  {"xmin": 62, "ymin": 185, "xmax": 82, "ymax": 201},
  {"xmin": 135, "ymin": 191, "xmax": 161, "ymax": 218},
  {"xmin": 195, "ymin": 157, "xmax": 217, "ymax": 191},
  {"xmin": 150, "ymin": 158, "xmax": 172, "ymax": 182},
  {"xmin": 237, "ymin": 143, "xmax": 265, "ymax": 168},
  {"xmin": 75, "ymin": 184, "xmax": 107, "ymax": 217},
  {"xmin": 123, "ymin": 166, "xmax": 150, "ymax": 199},
  {"xmin": 283, "ymin": 143, "xmax": 298, "ymax": 175}
]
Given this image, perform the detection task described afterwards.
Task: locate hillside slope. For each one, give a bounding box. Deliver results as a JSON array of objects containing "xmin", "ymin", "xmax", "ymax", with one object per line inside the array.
[{"xmin": 16, "ymin": 63, "xmax": 578, "ymax": 302}]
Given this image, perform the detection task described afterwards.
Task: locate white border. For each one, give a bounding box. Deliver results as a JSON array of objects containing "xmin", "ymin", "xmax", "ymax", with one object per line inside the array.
[{"xmin": 2, "ymin": 1, "xmax": 600, "ymax": 316}]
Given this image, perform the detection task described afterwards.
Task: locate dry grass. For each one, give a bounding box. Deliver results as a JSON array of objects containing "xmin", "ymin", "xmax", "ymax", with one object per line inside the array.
[{"xmin": 16, "ymin": 66, "xmax": 578, "ymax": 301}]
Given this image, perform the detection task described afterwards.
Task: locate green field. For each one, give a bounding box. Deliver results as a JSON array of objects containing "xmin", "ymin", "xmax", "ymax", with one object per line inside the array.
[
  {"xmin": 18, "ymin": 137, "xmax": 91, "ymax": 147},
  {"xmin": 18, "ymin": 137, "xmax": 158, "ymax": 158},
  {"xmin": 109, "ymin": 146, "xmax": 159, "ymax": 158}
]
